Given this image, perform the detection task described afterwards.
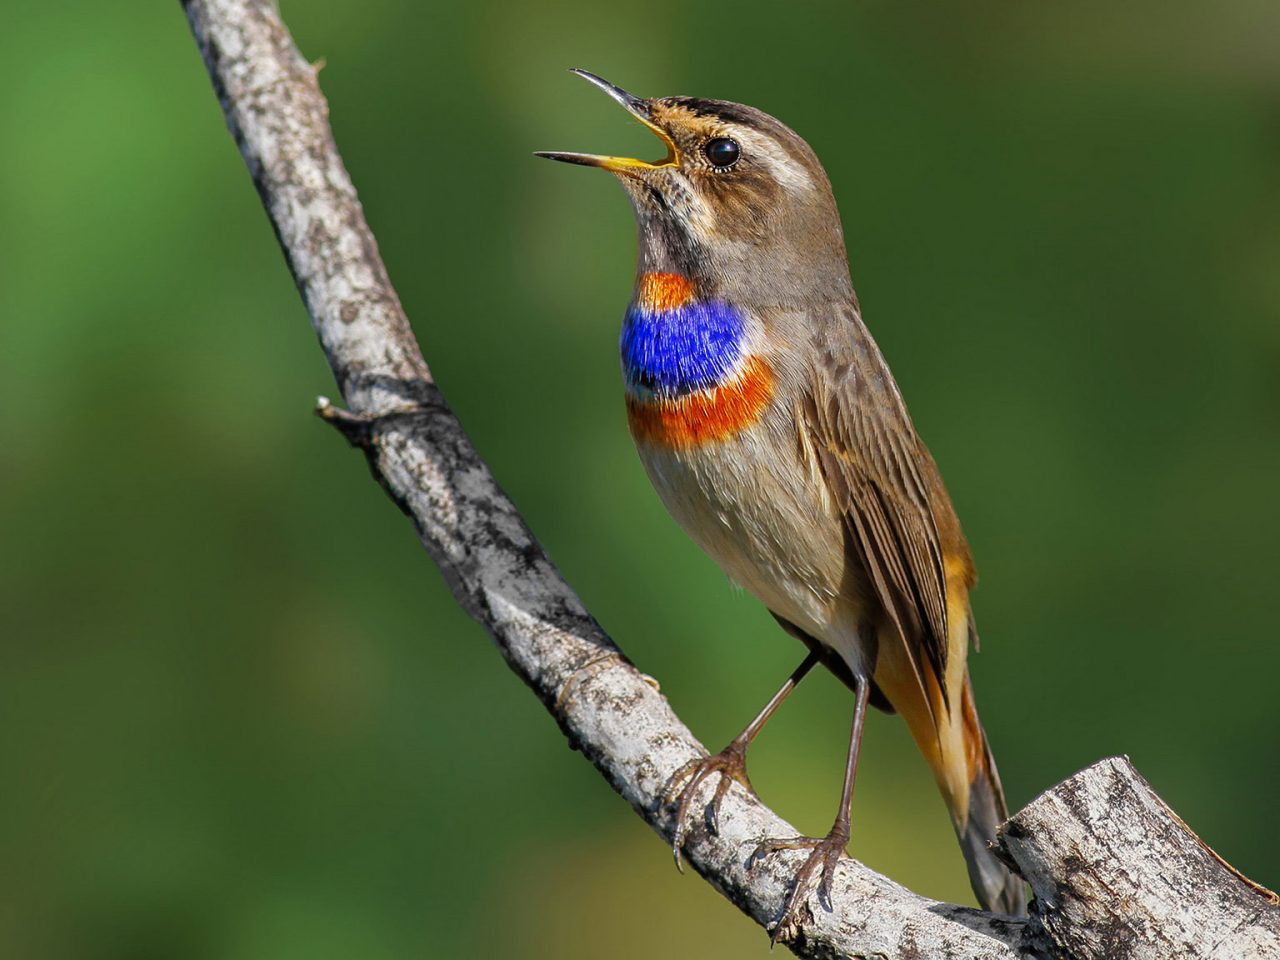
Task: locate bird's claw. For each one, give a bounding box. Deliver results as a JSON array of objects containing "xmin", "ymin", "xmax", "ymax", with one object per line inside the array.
[
  {"xmin": 748, "ymin": 828, "xmax": 849, "ymax": 944},
  {"xmin": 662, "ymin": 739, "xmax": 753, "ymax": 871}
]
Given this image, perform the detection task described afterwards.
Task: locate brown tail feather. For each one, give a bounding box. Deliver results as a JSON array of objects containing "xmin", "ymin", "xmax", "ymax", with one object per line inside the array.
[
  {"xmin": 875, "ymin": 640, "xmax": 1027, "ymax": 914},
  {"xmin": 952, "ymin": 675, "xmax": 1026, "ymax": 914}
]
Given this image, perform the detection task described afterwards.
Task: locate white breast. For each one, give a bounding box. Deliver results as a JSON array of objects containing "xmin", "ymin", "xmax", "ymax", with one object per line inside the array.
[{"xmin": 633, "ymin": 396, "xmax": 863, "ymax": 660}]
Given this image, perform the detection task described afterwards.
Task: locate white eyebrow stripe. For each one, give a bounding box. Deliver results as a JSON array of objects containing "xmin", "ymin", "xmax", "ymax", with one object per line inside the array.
[{"xmin": 747, "ymin": 133, "xmax": 814, "ymax": 191}]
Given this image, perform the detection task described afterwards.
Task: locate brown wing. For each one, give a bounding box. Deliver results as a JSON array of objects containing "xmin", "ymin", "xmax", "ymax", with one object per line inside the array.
[{"xmin": 801, "ymin": 307, "xmax": 971, "ymax": 720}]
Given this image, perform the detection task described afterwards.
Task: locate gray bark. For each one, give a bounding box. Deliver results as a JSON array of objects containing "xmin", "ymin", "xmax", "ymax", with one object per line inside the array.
[
  {"xmin": 179, "ymin": 2, "xmax": 1278, "ymax": 957},
  {"xmin": 999, "ymin": 757, "xmax": 1280, "ymax": 959}
]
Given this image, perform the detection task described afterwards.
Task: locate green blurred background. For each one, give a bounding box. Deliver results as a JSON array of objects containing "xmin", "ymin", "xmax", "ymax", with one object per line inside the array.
[{"xmin": 3, "ymin": 1, "xmax": 1278, "ymax": 957}]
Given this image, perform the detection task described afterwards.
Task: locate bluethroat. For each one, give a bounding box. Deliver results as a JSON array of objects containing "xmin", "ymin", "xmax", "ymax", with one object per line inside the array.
[{"xmin": 538, "ymin": 70, "xmax": 1027, "ymax": 936}]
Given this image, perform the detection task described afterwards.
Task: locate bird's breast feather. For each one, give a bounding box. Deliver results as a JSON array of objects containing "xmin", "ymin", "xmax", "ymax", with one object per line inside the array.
[{"xmin": 626, "ymin": 354, "xmax": 775, "ymax": 449}]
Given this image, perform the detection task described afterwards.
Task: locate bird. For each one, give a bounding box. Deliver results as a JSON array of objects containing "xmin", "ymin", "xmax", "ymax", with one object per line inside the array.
[{"xmin": 537, "ymin": 70, "xmax": 1027, "ymax": 935}]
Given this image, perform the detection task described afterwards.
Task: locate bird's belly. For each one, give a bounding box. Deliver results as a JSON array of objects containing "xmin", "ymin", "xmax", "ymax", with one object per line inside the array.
[{"xmin": 629, "ymin": 396, "xmax": 856, "ymax": 646}]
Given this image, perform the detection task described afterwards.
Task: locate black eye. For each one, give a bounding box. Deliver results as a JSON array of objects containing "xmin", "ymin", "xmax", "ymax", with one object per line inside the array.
[{"xmin": 704, "ymin": 137, "xmax": 740, "ymax": 169}]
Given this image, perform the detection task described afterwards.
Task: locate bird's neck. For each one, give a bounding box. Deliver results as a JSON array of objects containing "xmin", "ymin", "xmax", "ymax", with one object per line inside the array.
[{"xmin": 620, "ymin": 272, "xmax": 749, "ymax": 399}]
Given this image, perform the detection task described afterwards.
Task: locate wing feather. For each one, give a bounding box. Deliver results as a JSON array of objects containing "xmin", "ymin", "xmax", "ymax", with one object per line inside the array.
[{"xmin": 802, "ymin": 308, "xmax": 964, "ymax": 715}]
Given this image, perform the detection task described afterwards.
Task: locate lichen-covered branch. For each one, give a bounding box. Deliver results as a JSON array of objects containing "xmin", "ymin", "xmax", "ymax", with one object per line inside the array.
[{"xmin": 179, "ymin": 3, "xmax": 1278, "ymax": 958}]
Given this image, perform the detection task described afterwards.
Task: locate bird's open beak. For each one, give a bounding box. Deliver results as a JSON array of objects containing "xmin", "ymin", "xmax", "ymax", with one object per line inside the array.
[{"xmin": 535, "ymin": 70, "xmax": 678, "ymax": 173}]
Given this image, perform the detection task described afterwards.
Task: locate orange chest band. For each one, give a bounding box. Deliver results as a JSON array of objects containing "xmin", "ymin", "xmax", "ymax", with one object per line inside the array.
[{"xmin": 626, "ymin": 355, "xmax": 775, "ymax": 449}]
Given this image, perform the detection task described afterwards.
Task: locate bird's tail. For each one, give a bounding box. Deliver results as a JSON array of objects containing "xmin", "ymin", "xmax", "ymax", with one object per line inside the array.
[
  {"xmin": 877, "ymin": 649, "xmax": 1027, "ymax": 914},
  {"xmin": 948, "ymin": 675, "xmax": 1026, "ymax": 915}
]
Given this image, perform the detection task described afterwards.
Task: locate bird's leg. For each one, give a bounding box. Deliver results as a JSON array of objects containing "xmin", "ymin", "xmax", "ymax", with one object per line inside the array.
[
  {"xmin": 749, "ymin": 672, "xmax": 870, "ymax": 944},
  {"xmin": 664, "ymin": 651, "xmax": 820, "ymax": 869}
]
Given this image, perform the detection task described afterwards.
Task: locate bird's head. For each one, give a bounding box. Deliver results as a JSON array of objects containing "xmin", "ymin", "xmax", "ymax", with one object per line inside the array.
[{"xmin": 538, "ymin": 70, "xmax": 853, "ymax": 306}]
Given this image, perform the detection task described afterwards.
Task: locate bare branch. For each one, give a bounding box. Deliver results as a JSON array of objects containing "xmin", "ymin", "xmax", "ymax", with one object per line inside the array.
[
  {"xmin": 999, "ymin": 757, "xmax": 1279, "ymax": 959},
  {"xmin": 180, "ymin": 3, "xmax": 1277, "ymax": 958}
]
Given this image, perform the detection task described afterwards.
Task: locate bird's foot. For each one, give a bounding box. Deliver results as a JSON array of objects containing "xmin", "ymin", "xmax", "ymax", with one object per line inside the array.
[
  {"xmin": 662, "ymin": 738, "xmax": 753, "ymax": 870},
  {"xmin": 749, "ymin": 823, "xmax": 850, "ymax": 944}
]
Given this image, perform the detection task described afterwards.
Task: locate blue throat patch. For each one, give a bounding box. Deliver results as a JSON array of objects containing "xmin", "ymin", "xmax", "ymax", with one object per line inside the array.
[{"xmin": 620, "ymin": 300, "xmax": 746, "ymax": 398}]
